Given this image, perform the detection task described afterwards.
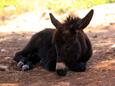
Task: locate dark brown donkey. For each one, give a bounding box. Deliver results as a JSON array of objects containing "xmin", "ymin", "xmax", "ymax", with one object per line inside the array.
[{"xmin": 13, "ymin": 9, "xmax": 94, "ymax": 76}]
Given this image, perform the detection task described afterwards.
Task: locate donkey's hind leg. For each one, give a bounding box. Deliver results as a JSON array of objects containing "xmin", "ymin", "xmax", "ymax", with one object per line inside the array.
[
  {"xmin": 21, "ymin": 52, "xmax": 40, "ymax": 71},
  {"xmin": 14, "ymin": 52, "xmax": 34, "ymax": 71},
  {"xmin": 14, "ymin": 47, "xmax": 33, "ymax": 70},
  {"xmin": 14, "ymin": 37, "xmax": 40, "ymax": 71},
  {"xmin": 13, "ymin": 39, "xmax": 35, "ymax": 63},
  {"xmin": 15, "ymin": 51, "xmax": 40, "ymax": 71}
]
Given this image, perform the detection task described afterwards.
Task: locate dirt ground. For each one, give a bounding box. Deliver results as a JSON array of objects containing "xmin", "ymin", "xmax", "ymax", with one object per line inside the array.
[
  {"xmin": 0, "ymin": 23, "xmax": 114, "ymax": 86},
  {"xmin": 0, "ymin": 4, "xmax": 115, "ymax": 85}
]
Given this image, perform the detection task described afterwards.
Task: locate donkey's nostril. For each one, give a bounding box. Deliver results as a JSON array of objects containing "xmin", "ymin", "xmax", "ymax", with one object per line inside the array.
[{"xmin": 56, "ymin": 68, "xmax": 68, "ymax": 76}]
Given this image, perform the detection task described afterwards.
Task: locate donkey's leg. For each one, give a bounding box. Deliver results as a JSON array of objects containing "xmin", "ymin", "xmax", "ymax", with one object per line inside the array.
[
  {"xmin": 14, "ymin": 33, "xmax": 37, "ymax": 62},
  {"xmin": 68, "ymin": 62, "xmax": 86, "ymax": 72},
  {"xmin": 14, "ymin": 48, "xmax": 33, "ymax": 70},
  {"xmin": 14, "ymin": 39, "xmax": 35, "ymax": 63},
  {"xmin": 42, "ymin": 59, "xmax": 56, "ymax": 71},
  {"xmin": 16, "ymin": 52, "xmax": 40, "ymax": 71},
  {"xmin": 15, "ymin": 52, "xmax": 34, "ymax": 70},
  {"xmin": 21, "ymin": 52, "xmax": 40, "ymax": 71},
  {"xmin": 71, "ymin": 37, "xmax": 92, "ymax": 72},
  {"xmin": 16, "ymin": 51, "xmax": 41, "ymax": 71},
  {"xmin": 14, "ymin": 37, "xmax": 40, "ymax": 70},
  {"xmin": 39, "ymin": 46, "xmax": 56, "ymax": 71},
  {"xmin": 74, "ymin": 39, "xmax": 92, "ymax": 72},
  {"xmin": 71, "ymin": 47, "xmax": 92, "ymax": 72},
  {"xmin": 21, "ymin": 61, "xmax": 32, "ymax": 71},
  {"xmin": 16, "ymin": 55, "xmax": 28, "ymax": 69}
]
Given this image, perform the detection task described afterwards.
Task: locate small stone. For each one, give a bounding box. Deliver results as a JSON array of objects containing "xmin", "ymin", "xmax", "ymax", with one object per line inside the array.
[
  {"xmin": 0, "ymin": 49, "xmax": 6, "ymax": 52},
  {"xmin": 0, "ymin": 65, "xmax": 9, "ymax": 71},
  {"xmin": 4, "ymin": 57, "xmax": 11, "ymax": 60},
  {"xmin": 92, "ymin": 34, "xmax": 97, "ymax": 38},
  {"xmin": 110, "ymin": 44, "xmax": 115, "ymax": 48}
]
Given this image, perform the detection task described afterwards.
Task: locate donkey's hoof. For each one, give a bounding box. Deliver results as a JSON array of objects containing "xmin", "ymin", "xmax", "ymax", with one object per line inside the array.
[
  {"xmin": 76, "ymin": 63, "xmax": 86, "ymax": 72},
  {"xmin": 22, "ymin": 64, "xmax": 30, "ymax": 71},
  {"xmin": 17, "ymin": 61, "xmax": 24, "ymax": 68},
  {"xmin": 56, "ymin": 68, "xmax": 68, "ymax": 76}
]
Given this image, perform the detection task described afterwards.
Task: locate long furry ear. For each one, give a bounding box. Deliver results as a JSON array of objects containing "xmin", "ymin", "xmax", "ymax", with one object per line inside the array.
[
  {"xmin": 78, "ymin": 9, "xmax": 94, "ymax": 29},
  {"xmin": 49, "ymin": 13, "xmax": 62, "ymax": 29}
]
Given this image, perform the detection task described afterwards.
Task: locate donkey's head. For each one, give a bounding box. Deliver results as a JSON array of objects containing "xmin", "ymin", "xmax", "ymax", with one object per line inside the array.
[
  {"xmin": 49, "ymin": 9, "xmax": 94, "ymax": 76},
  {"xmin": 50, "ymin": 9, "xmax": 94, "ymax": 45}
]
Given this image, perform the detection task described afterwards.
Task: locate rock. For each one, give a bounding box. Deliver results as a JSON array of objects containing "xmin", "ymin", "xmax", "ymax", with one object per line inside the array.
[
  {"xmin": 0, "ymin": 65, "xmax": 9, "ymax": 71},
  {"xmin": 110, "ymin": 44, "xmax": 115, "ymax": 48},
  {"xmin": 4, "ymin": 57, "xmax": 11, "ymax": 60},
  {"xmin": 92, "ymin": 34, "xmax": 97, "ymax": 38},
  {"xmin": 0, "ymin": 49, "xmax": 6, "ymax": 52}
]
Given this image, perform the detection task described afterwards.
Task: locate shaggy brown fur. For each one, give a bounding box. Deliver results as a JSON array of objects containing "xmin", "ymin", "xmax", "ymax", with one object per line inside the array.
[{"xmin": 14, "ymin": 9, "xmax": 94, "ymax": 76}]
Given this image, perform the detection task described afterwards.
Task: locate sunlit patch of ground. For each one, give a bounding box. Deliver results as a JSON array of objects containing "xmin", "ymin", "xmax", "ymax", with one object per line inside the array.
[
  {"xmin": 0, "ymin": 83, "xmax": 19, "ymax": 86},
  {"xmin": 95, "ymin": 59, "xmax": 115, "ymax": 70}
]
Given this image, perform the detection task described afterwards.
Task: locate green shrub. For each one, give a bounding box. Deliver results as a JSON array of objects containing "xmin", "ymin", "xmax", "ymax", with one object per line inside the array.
[
  {"xmin": 0, "ymin": 0, "xmax": 114, "ymax": 14},
  {"xmin": 0, "ymin": 0, "xmax": 38, "ymax": 15},
  {"xmin": 46, "ymin": 0, "xmax": 73, "ymax": 13},
  {"xmin": 46, "ymin": 0, "xmax": 115, "ymax": 13}
]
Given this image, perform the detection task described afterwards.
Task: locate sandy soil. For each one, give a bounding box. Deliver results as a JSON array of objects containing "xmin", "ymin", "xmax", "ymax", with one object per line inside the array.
[
  {"xmin": 0, "ymin": 23, "xmax": 114, "ymax": 86},
  {"xmin": 0, "ymin": 4, "xmax": 115, "ymax": 86}
]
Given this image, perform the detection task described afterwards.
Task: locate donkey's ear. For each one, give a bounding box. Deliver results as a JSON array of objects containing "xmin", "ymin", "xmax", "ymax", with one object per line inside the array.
[
  {"xmin": 78, "ymin": 9, "xmax": 94, "ymax": 29},
  {"xmin": 49, "ymin": 13, "xmax": 62, "ymax": 29}
]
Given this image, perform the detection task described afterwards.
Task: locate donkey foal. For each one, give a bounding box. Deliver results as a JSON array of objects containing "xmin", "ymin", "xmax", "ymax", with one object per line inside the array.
[{"xmin": 14, "ymin": 9, "xmax": 94, "ymax": 76}]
